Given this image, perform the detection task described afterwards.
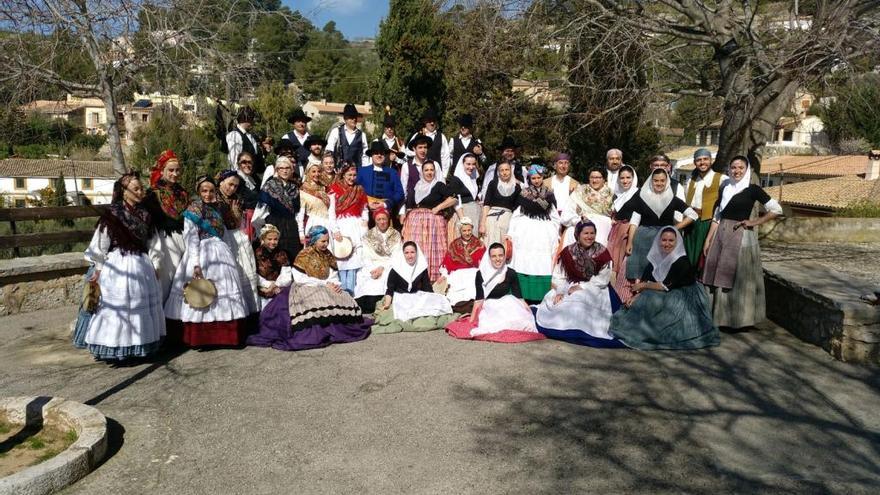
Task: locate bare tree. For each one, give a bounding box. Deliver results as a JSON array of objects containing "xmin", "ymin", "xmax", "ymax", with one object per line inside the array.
[{"xmin": 0, "ymin": 0, "xmax": 304, "ymax": 175}]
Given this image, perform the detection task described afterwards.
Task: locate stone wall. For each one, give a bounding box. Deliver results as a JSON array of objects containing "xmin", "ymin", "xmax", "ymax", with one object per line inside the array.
[
  {"xmin": 759, "ymin": 217, "xmax": 880, "ymax": 243},
  {"xmin": 0, "ymin": 253, "xmax": 88, "ymax": 316}
]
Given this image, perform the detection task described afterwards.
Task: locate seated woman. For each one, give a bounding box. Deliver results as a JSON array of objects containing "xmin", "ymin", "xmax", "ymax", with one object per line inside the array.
[
  {"xmin": 446, "ymin": 243, "xmax": 544, "ymax": 343},
  {"xmin": 371, "ymin": 241, "xmax": 455, "ymax": 333},
  {"xmin": 535, "ymin": 220, "xmax": 624, "ymax": 348},
  {"xmin": 354, "ymin": 208, "xmax": 401, "ymax": 313},
  {"xmin": 254, "ymin": 224, "xmax": 291, "ymax": 310},
  {"xmin": 164, "ymin": 176, "xmax": 250, "ymax": 347},
  {"xmin": 610, "ymin": 227, "xmax": 719, "ymax": 350},
  {"xmin": 247, "ymin": 225, "xmax": 372, "ymax": 351},
  {"xmin": 73, "ymin": 172, "xmax": 165, "ymax": 361},
  {"xmin": 438, "ymin": 218, "xmax": 485, "ymax": 311}
]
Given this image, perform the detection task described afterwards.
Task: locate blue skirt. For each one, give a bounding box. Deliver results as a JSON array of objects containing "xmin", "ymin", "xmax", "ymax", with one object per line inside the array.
[{"xmin": 534, "ymin": 288, "xmax": 626, "ymax": 348}]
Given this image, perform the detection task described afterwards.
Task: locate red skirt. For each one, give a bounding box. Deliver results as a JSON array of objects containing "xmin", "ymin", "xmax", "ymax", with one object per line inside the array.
[
  {"xmin": 242, "ymin": 209, "xmax": 255, "ymax": 241},
  {"xmin": 402, "ymin": 209, "xmax": 447, "ymax": 282},
  {"xmin": 182, "ymin": 319, "xmax": 248, "ymax": 347}
]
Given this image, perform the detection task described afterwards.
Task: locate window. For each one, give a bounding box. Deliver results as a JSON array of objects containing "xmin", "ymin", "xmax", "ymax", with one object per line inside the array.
[
  {"xmin": 141, "ymin": 114, "xmax": 148, "ymax": 122},
  {"xmin": 90, "ymin": 112, "xmax": 100, "ymax": 126},
  {"xmin": 81, "ymin": 178, "xmax": 93, "ymax": 190},
  {"xmin": 14, "ymin": 178, "xmax": 26, "ymax": 190},
  {"xmin": 14, "ymin": 199, "xmax": 26, "ymax": 208},
  {"xmin": 783, "ymin": 130, "xmax": 794, "ymax": 142}
]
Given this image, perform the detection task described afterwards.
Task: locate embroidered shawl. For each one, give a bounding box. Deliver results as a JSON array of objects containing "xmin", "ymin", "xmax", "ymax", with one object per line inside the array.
[
  {"xmin": 559, "ymin": 241, "xmax": 612, "ymax": 283},
  {"xmin": 447, "ymin": 235, "xmax": 484, "ymax": 268},
  {"xmin": 293, "ymin": 245, "xmax": 337, "ymax": 280},
  {"xmin": 364, "ymin": 226, "xmax": 401, "ymax": 258},
  {"xmin": 183, "ymin": 199, "xmax": 226, "ymax": 239},
  {"xmin": 96, "ymin": 202, "xmax": 153, "ymax": 255}
]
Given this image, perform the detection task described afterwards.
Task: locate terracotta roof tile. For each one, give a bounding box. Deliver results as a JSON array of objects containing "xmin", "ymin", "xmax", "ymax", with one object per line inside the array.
[
  {"xmin": 0, "ymin": 159, "xmax": 116, "ymax": 179},
  {"xmin": 765, "ymin": 176, "xmax": 878, "ymax": 209},
  {"xmin": 761, "ymin": 155, "xmax": 868, "ymax": 177}
]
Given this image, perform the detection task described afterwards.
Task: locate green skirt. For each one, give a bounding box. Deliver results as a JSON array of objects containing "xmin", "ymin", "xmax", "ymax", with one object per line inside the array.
[
  {"xmin": 370, "ymin": 306, "xmax": 457, "ymax": 334},
  {"xmin": 683, "ymin": 219, "xmax": 712, "ymax": 268},
  {"xmin": 517, "ymin": 273, "xmax": 552, "ymax": 303},
  {"xmin": 609, "ymin": 283, "xmax": 719, "ymax": 350}
]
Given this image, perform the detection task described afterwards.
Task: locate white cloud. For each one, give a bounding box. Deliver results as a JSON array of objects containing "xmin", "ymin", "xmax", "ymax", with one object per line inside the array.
[{"xmin": 312, "ymin": 0, "xmax": 366, "ymax": 13}]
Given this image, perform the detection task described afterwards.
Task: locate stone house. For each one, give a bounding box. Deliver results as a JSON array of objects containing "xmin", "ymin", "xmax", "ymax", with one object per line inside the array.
[{"xmin": 0, "ymin": 159, "xmax": 116, "ymax": 207}]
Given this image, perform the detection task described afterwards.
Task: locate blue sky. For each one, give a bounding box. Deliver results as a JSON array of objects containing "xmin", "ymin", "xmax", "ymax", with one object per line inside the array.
[{"xmin": 288, "ymin": 0, "xmax": 389, "ymax": 40}]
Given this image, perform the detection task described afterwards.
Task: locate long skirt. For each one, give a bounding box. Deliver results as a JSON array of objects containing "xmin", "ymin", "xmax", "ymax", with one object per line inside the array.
[
  {"xmin": 612, "ymin": 256, "xmax": 636, "ymax": 305},
  {"xmin": 683, "ymin": 219, "xmax": 712, "ymax": 270},
  {"xmin": 402, "ymin": 208, "xmax": 447, "ymax": 282},
  {"xmin": 445, "ymin": 267, "xmax": 479, "ymax": 306},
  {"xmin": 267, "ymin": 213, "xmax": 302, "ymax": 261},
  {"xmin": 705, "ymin": 225, "xmax": 766, "ymax": 329},
  {"xmin": 243, "ymin": 208, "xmax": 255, "ymax": 242},
  {"xmin": 224, "ymin": 227, "xmax": 260, "ymax": 314},
  {"xmin": 483, "ymin": 207, "xmax": 512, "ymax": 247},
  {"xmin": 508, "ymin": 214, "xmax": 557, "ymax": 278},
  {"xmin": 448, "ymin": 201, "xmax": 483, "ymax": 242},
  {"xmin": 610, "ymin": 284, "xmax": 719, "ymax": 350},
  {"xmin": 607, "ymin": 220, "xmax": 629, "ymax": 275},
  {"xmin": 164, "ymin": 236, "xmax": 249, "ymax": 347},
  {"xmin": 392, "ymin": 291, "xmax": 453, "ymax": 321},
  {"xmin": 535, "ymin": 285, "xmax": 625, "ymax": 348},
  {"xmin": 81, "ymin": 250, "xmax": 165, "ymax": 360},
  {"xmin": 517, "ymin": 274, "xmax": 552, "ymax": 303},
  {"xmin": 152, "ymin": 230, "xmax": 185, "ymax": 302},
  {"xmin": 446, "ymin": 295, "xmax": 544, "ymax": 343},
  {"xmin": 248, "ymin": 286, "xmax": 371, "ymax": 351},
  {"xmin": 701, "ymin": 219, "xmax": 743, "ymax": 289},
  {"xmin": 626, "ymin": 225, "xmax": 663, "ymax": 280},
  {"xmin": 371, "ymin": 306, "xmax": 457, "ymax": 334}
]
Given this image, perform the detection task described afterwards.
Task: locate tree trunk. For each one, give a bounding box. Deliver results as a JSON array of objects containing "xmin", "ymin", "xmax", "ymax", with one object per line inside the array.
[{"xmin": 99, "ymin": 77, "xmax": 127, "ymax": 177}]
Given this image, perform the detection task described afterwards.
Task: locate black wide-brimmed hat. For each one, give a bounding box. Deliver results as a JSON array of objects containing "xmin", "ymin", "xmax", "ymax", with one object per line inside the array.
[
  {"xmin": 419, "ymin": 108, "xmax": 440, "ymax": 124},
  {"xmin": 274, "ymin": 139, "xmax": 297, "ymax": 155},
  {"xmin": 383, "ymin": 114, "xmax": 396, "ymax": 128},
  {"xmin": 237, "ymin": 106, "xmax": 257, "ymax": 123},
  {"xmin": 407, "ymin": 134, "xmax": 434, "ymax": 150},
  {"xmin": 303, "ymin": 135, "xmax": 327, "ymax": 149},
  {"xmin": 457, "ymin": 114, "xmax": 474, "ymax": 128},
  {"xmin": 496, "ymin": 136, "xmax": 521, "ymax": 150},
  {"xmin": 342, "ymin": 103, "xmax": 361, "ymax": 118},
  {"xmin": 287, "ymin": 108, "xmax": 312, "ymax": 124},
  {"xmin": 366, "ymin": 141, "xmax": 390, "ymax": 157}
]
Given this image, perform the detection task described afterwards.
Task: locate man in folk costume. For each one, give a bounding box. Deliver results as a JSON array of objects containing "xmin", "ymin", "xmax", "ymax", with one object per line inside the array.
[
  {"xmin": 405, "ymin": 108, "xmax": 451, "ymax": 176},
  {"xmin": 226, "ymin": 106, "xmax": 265, "ymax": 175},
  {"xmin": 649, "ymin": 154, "xmax": 687, "ymax": 202},
  {"xmin": 374, "ymin": 114, "xmax": 406, "ymax": 169},
  {"xmin": 281, "ymin": 108, "xmax": 312, "ymax": 167},
  {"xmin": 448, "ymin": 114, "xmax": 486, "ymax": 178},
  {"xmin": 300, "ymin": 135, "xmax": 327, "ymax": 180},
  {"xmin": 479, "ymin": 136, "xmax": 527, "ymax": 200},
  {"xmin": 683, "ymin": 148, "xmax": 725, "ymax": 267},
  {"xmin": 543, "ymin": 151, "xmax": 580, "ymax": 217},
  {"xmin": 357, "ymin": 141, "xmax": 405, "ymax": 225},
  {"xmin": 399, "ymin": 134, "xmax": 434, "ymax": 223},
  {"xmin": 326, "ymin": 103, "xmax": 369, "ymax": 166},
  {"xmin": 605, "ymin": 148, "xmax": 625, "ymax": 187}
]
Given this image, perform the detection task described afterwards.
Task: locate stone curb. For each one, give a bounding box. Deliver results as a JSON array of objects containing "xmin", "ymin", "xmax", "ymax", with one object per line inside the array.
[{"xmin": 0, "ymin": 396, "xmax": 107, "ymax": 495}]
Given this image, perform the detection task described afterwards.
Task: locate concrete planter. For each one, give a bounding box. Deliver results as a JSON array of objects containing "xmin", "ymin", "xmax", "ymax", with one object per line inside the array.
[{"xmin": 0, "ymin": 397, "xmax": 107, "ymax": 495}]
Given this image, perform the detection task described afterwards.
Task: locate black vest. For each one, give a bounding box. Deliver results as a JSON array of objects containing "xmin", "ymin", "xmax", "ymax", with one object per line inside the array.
[
  {"xmin": 336, "ymin": 125, "xmax": 365, "ymax": 164},
  {"xmin": 289, "ymin": 133, "xmax": 310, "ymax": 170},
  {"xmin": 449, "ymin": 135, "xmax": 480, "ymax": 177},
  {"xmin": 405, "ymin": 158, "xmax": 421, "ymax": 200},
  {"xmin": 427, "ymin": 131, "xmax": 443, "ymax": 164},
  {"xmin": 237, "ymin": 129, "xmax": 265, "ymax": 176}
]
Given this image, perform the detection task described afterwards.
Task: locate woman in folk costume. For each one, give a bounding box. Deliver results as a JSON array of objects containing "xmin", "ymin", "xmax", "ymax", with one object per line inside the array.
[
  {"xmin": 562, "ymin": 166, "xmax": 614, "ymax": 248},
  {"xmin": 320, "ymin": 152, "xmax": 338, "ymax": 187},
  {"xmin": 254, "ymin": 224, "xmax": 292, "ymax": 310},
  {"xmin": 610, "ymin": 227, "xmax": 719, "ymax": 350},
  {"xmin": 142, "ymin": 149, "xmax": 188, "ymax": 301},
  {"xmin": 446, "ymin": 152, "xmax": 482, "ymax": 238},
  {"xmin": 371, "ymin": 241, "xmax": 456, "ymax": 333},
  {"xmin": 701, "ymin": 156, "xmax": 782, "ymax": 329},
  {"xmin": 479, "ymin": 160, "xmax": 520, "ymax": 246},
  {"xmin": 298, "ymin": 161, "xmax": 332, "ymax": 241},
  {"xmin": 535, "ymin": 220, "xmax": 624, "ymax": 348},
  {"xmin": 446, "ymin": 243, "xmax": 544, "ymax": 343},
  {"xmin": 438, "ymin": 218, "xmax": 485, "ymax": 311},
  {"xmin": 235, "ymin": 151, "xmax": 261, "ymax": 241},
  {"xmin": 164, "ymin": 176, "xmax": 250, "ymax": 347},
  {"xmin": 258, "ymin": 156, "xmax": 303, "ymax": 260},
  {"xmin": 402, "ymin": 160, "xmax": 457, "ymax": 282},
  {"xmin": 216, "ymin": 170, "xmax": 260, "ymax": 317},
  {"xmin": 506, "ymin": 164, "xmax": 560, "ymax": 303},
  {"xmin": 247, "ymin": 225, "xmax": 372, "ymax": 351},
  {"xmin": 607, "ymin": 165, "xmax": 639, "ymax": 304},
  {"xmin": 622, "ymin": 168, "xmax": 698, "ymax": 281},
  {"xmin": 683, "ymin": 148, "xmax": 726, "ymax": 267},
  {"xmin": 354, "ymin": 208, "xmax": 402, "ymax": 313},
  {"xmin": 74, "ymin": 172, "xmax": 165, "ymax": 361},
  {"xmin": 328, "ymin": 161, "xmax": 369, "ymax": 294}
]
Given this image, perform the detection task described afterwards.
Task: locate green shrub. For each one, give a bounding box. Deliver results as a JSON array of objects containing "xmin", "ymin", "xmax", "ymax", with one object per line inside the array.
[{"xmin": 834, "ymin": 200, "xmax": 880, "ymax": 218}]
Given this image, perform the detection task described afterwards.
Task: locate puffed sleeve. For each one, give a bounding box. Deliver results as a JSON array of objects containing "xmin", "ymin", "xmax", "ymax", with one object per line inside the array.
[
  {"xmin": 183, "ymin": 217, "xmax": 201, "ymax": 274},
  {"xmin": 83, "ymin": 227, "xmax": 111, "ymax": 271}
]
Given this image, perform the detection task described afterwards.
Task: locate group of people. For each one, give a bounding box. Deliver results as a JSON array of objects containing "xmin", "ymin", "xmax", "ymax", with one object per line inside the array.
[{"xmin": 72, "ymin": 104, "xmax": 783, "ymax": 362}]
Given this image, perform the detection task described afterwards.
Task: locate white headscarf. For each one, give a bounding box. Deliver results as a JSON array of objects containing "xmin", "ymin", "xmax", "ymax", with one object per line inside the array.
[
  {"xmin": 478, "ymin": 246, "xmax": 508, "ymax": 299},
  {"xmin": 414, "ymin": 161, "xmax": 441, "ymax": 205},
  {"xmin": 390, "ymin": 242, "xmax": 429, "ymax": 291},
  {"xmin": 639, "ymin": 169, "xmax": 674, "ymax": 218},
  {"xmin": 612, "ymin": 165, "xmax": 639, "ymax": 212},
  {"xmin": 645, "ymin": 226, "xmax": 687, "ymax": 283},
  {"xmin": 495, "ymin": 165, "xmax": 517, "ymax": 197},
  {"xmin": 719, "ymin": 157, "xmax": 751, "ymax": 212},
  {"xmin": 453, "ymin": 152, "xmax": 480, "ymax": 199}
]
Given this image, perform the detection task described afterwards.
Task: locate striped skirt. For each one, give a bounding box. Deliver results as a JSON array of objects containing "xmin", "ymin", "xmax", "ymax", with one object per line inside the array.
[
  {"xmin": 706, "ymin": 225, "xmax": 766, "ymax": 329},
  {"xmin": 289, "ymin": 283, "xmax": 363, "ymax": 331},
  {"xmin": 403, "ymin": 208, "xmax": 448, "ymax": 282}
]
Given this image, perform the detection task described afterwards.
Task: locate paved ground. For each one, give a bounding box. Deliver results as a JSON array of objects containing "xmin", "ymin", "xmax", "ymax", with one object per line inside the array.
[{"xmin": 1, "ymin": 306, "xmax": 879, "ymax": 494}]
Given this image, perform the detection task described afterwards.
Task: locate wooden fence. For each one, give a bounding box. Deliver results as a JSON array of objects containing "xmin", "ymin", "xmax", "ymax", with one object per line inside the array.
[{"xmin": 0, "ymin": 206, "xmax": 107, "ymax": 257}]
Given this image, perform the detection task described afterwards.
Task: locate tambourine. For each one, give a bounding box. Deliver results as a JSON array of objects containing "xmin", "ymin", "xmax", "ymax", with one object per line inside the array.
[
  {"xmin": 331, "ymin": 236, "xmax": 354, "ymax": 259},
  {"xmin": 184, "ymin": 278, "xmax": 217, "ymax": 309}
]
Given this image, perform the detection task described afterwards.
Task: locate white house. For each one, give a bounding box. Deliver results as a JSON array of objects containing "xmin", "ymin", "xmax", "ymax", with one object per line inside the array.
[{"xmin": 0, "ymin": 159, "xmax": 116, "ymax": 207}]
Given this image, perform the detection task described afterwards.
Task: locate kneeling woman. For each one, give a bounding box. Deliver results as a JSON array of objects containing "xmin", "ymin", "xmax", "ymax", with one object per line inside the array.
[
  {"xmin": 74, "ymin": 172, "xmax": 165, "ymax": 360},
  {"xmin": 371, "ymin": 241, "xmax": 455, "ymax": 333},
  {"xmin": 535, "ymin": 221, "xmax": 623, "ymax": 347},
  {"xmin": 165, "ymin": 176, "xmax": 250, "ymax": 347},
  {"xmin": 247, "ymin": 225, "xmax": 372, "ymax": 351},
  {"xmin": 610, "ymin": 227, "xmax": 719, "ymax": 350},
  {"xmin": 446, "ymin": 243, "xmax": 544, "ymax": 343}
]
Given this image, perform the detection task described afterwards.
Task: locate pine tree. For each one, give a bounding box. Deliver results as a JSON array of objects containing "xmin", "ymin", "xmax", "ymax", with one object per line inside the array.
[
  {"xmin": 373, "ymin": 0, "xmax": 450, "ymax": 134},
  {"xmin": 54, "ymin": 174, "xmax": 68, "ymax": 207}
]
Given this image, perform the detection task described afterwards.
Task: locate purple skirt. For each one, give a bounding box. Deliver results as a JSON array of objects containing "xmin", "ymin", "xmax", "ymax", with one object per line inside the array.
[{"xmin": 247, "ymin": 287, "xmax": 372, "ymax": 351}]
